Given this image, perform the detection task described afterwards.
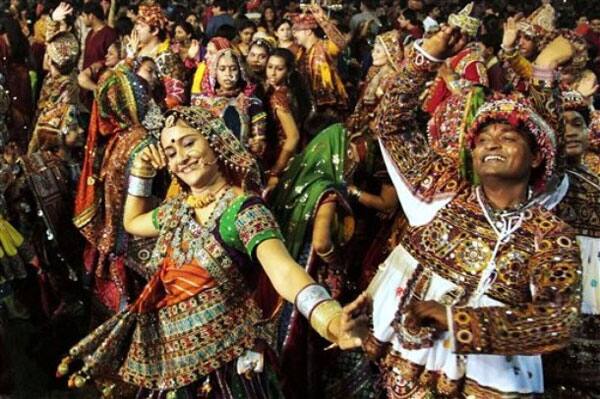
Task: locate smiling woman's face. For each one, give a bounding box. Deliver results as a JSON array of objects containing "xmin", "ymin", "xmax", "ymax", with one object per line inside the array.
[
  {"xmin": 160, "ymin": 120, "xmax": 220, "ymax": 189},
  {"xmin": 472, "ymin": 122, "xmax": 542, "ymax": 183}
]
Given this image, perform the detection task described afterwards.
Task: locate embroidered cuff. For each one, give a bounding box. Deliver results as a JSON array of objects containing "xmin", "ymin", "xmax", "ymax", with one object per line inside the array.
[{"xmin": 450, "ymin": 307, "xmax": 487, "ymax": 354}]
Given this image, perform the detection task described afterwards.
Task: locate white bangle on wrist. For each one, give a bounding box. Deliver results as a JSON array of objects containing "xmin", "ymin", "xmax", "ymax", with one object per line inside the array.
[
  {"xmin": 295, "ymin": 284, "xmax": 331, "ymax": 320},
  {"xmin": 413, "ymin": 39, "xmax": 444, "ymax": 63}
]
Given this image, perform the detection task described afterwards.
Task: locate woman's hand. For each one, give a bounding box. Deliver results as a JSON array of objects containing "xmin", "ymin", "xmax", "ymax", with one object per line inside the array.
[
  {"xmin": 501, "ymin": 14, "xmax": 522, "ymax": 50},
  {"xmin": 421, "ymin": 25, "xmax": 467, "ymax": 60},
  {"xmin": 266, "ymin": 175, "xmax": 279, "ymax": 191},
  {"xmin": 51, "ymin": 2, "xmax": 73, "ymax": 22},
  {"xmin": 332, "ymin": 292, "xmax": 372, "ymax": 350},
  {"xmin": 126, "ymin": 8, "xmax": 136, "ymax": 21},
  {"xmin": 535, "ymin": 35, "xmax": 575, "ymax": 69},
  {"xmin": 187, "ymin": 39, "xmax": 200, "ymax": 60},
  {"xmin": 133, "ymin": 143, "xmax": 167, "ymax": 173},
  {"xmin": 405, "ymin": 300, "xmax": 448, "ymax": 331},
  {"xmin": 248, "ymin": 137, "xmax": 266, "ymax": 158},
  {"xmin": 308, "ymin": 3, "xmax": 326, "ymax": 21},
  {"xmin": 574, "ymin": 70, "xmax": 599, "ymax": 100},
  {"xmin": 437, "ymin": 62, "xmax": 457, "ymax": 85},
  {"xmin": 125, "ymin": 29, "xmax": 140, "ymax": 59}
]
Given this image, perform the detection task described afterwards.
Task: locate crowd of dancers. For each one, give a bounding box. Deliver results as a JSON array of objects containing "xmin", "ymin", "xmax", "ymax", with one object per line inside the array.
[{"xmin": 1, "ymin": 0, "xmax": 600, "ymax": 397}]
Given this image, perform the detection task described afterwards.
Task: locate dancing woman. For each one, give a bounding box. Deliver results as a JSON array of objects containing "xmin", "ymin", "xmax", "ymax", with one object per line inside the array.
[{"xmin": 58, "ymin": 106, "xmax": 349, "ymax": 398}]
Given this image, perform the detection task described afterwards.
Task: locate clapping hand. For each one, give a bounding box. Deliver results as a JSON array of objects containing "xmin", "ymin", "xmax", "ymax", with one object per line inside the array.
[
  {"xmin": 187, "ymin": 39, "xmax": 201, "ymax": 60},
  {"xmin": 135, "ymin": 143, "xmax": 167, "ymax": 173},
  {"xmin": 421, "ymin": 25, "xmax": 467, "ymax": 60},
  {"xmin": 574, "ymin": 70, "xmax": 599, "ymax": 100},
  {"xmin": 125, "ymin": 29, "xmax": 140, "ymax": 59},
  {"xmin": 502, "ymin": 13, "xmax": 523, "ymax": 50},
  {"xmin": 51, "ymin": 2, "xmax": 73, "ymax": 22},
  {"xmin": 332, "ymin": 291, "xmax": 372, "ymax": 350}
]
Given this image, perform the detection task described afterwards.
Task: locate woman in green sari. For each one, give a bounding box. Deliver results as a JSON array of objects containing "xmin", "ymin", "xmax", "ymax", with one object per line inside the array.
[{"xmin": 269, "ymin": 122, "xmax": 378, "ymax": 399}]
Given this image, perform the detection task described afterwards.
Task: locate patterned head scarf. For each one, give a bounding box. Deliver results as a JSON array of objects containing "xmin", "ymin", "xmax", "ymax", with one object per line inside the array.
[
  {"xmin": 544, "ymin": 30, "xmax": 589, "ymax": 78},
  {"xmin": 250, "ymin": 31, "xmax": 277, "ymax": 51},
  {"xmin": 46, "ymin": 32, "xmax": 79, "ymax": 70},
  {"xmin": 96, "ymin": 65, "xmax": 150, "ymax": 133},
  {"xmin": 466, "ymin": 96, "xmax": 558, "ymax": 195},
  {"xmin": 209, "ymin": 37, "xmax": 231, "ymax": 52},
  {"xmin": 137, "ymin": 1, "xmax": 168, "ymax": 31},
  {"xmin": 291, "ymin": 13, "xmax": 318, "ymax": 31},
  {"xmin": 206, "ymin": 49, "xmax": 255, "ymax": 97},
  {"xmin": 562, "ymin": 90, "xmax": 590, "ymax": 121},
  {"xmin": 162, "ymin": 106, "xmax": 262, "ymax": 192},
  {"xmin": 518, "ymin": 3, "xmax": 555, "ymax": 39},
  {"xmin": 375, "ymin": 30, "xmax": 403, "ymax": 72},
  {"xmin": 448, "ymin": 2, "xmax": 481, "ymax": 37}
]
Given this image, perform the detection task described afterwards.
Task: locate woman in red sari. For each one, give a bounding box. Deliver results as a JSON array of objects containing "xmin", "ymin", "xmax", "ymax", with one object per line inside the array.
[{"xmin": 73, "ymin": 58, "xmax": 163, "ymax": 312}]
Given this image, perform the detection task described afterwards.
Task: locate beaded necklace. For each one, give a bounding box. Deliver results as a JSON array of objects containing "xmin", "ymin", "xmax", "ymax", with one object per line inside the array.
[{"xmin": 168, "ymin": 188, "xmax": 236, "ymax": 269}]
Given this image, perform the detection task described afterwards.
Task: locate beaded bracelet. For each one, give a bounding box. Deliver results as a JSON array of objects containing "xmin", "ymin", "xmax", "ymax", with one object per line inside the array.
[{"xmin": 128, "ymin": 175, "xmax": 153, "ymax": 198}]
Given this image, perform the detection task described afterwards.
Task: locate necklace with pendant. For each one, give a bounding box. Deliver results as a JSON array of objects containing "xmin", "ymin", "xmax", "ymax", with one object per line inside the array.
[{"xmin": 185, "ymin": 181, "xmax": 228, "ymax": 209}]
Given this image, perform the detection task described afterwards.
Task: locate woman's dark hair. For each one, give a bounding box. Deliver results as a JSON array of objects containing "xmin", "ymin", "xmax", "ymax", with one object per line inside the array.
[
  {"xmin": 305, "ymin": 110, "xmax": 341, "ymax": 138},
  {"xmin": 400, "ymin": 9, "xmax": 419, "ymax": 26},
  {"xmin": 235, "ymin": 16, "xmax": 256, "ymax": 32},
  {"xmin": 0, "ymin": 16, "xmax": 29, "ymax": 64},
  {"xmin": 214, "ymin": 23, "xmax": 238, "ymax": 41},
  {"xmin": 41, "ymin": 0, "xmax": 59, "ymax": 15},
  {"xmin": 115, "ymin": 16, "xmax": 134, "ymax": 37},
  {"xmin": 259, "ymin": 3, "xmax": 276, "ymax": 29},
  {"xmin": 249, "ymin": 38, "xmax": 272, "ymax": 54},
  {"xmin": 480, "ymin": 15, "xmax": 502, "ymax": 53},
  {"xmin": 274, "ymin": 18, "xmax": 292, "ymax": 31},
  {"xmin": 269, "ymin": 47, "xmax": 294, "ymax": 73},
  {"xmin": 213, "ymin": 0, "xmax": 230, "ymax": 11},
  {"xmin": 175, "ymin": 20, "xmax": 194, "ymax": 36},
  {"xmin": 154, "ymin": 27, "xmax": 167, "ymax": 42}
]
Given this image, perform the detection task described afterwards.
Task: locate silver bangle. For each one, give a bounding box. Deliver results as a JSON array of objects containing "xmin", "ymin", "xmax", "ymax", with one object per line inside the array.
[
  {"xmin": 295, "ymin": 284, "xmax": 332, "ymax": 320},
  {"xmin": 128, "ymin": 175, "xmax": 153, "ymax": 197},
  {"xmin": 413, "ymin": 39, "xmax": 444, "ymax": 63}
]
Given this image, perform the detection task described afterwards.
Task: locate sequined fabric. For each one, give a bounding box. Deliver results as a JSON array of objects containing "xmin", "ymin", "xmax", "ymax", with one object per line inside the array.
[{"xmin": 67, "ymin": 194, "xmax": 283, "ymax": 392}]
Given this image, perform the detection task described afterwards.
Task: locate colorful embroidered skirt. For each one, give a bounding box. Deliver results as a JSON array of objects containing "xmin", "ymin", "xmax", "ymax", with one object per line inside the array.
[{"xmin": 68, "ymin": 283, "xmax": 269, "ymax": 392}]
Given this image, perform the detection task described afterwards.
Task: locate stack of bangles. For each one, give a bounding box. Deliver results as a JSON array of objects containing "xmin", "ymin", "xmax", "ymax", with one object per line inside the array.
[
  {"xmin": 500, "ymin": 44, "xmax": 519, "ymax": 58},
  {"xmin": 532, "ymin": 65, "xmax": 557, "ymax": 87},
  {"xmin": 295, "ymin": 283, "xmax": 342, "ymax": 342},
  {"xmin": 128, "ymin": 162, "xmax": 156, "ymax": 198},
  {"xmin": 348, "ymin": 186, "xmax": 362, "ymax": 200}
]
